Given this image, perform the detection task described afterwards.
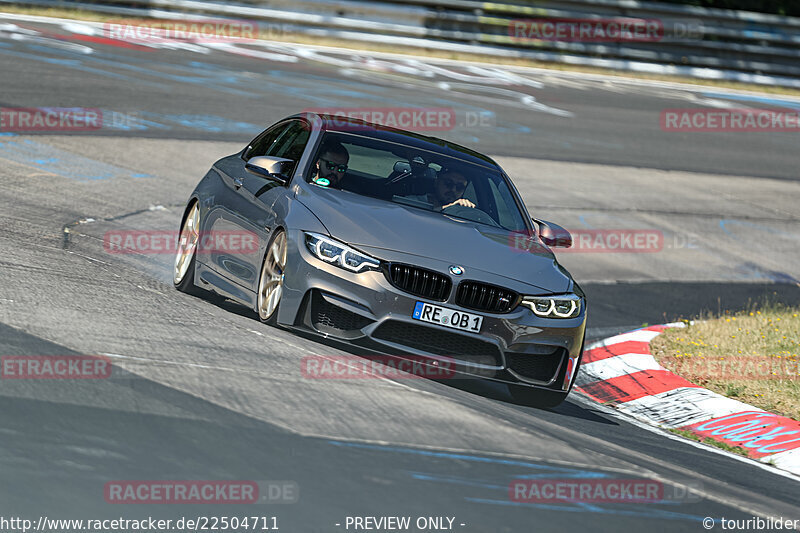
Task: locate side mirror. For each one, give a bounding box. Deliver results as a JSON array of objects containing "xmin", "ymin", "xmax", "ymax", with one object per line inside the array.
[
  {"xmin": 245, "ymin": 156, "xmax": 294, "ymax": 184},
  {"xmin": 534, "ymin": 218, "xmax": 572, "ymax": 248}
]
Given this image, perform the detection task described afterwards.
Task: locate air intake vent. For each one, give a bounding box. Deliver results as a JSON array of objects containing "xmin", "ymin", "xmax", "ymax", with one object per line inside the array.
[
  {"xmin": 311, "ymin": 291, "xmax": 371, "ymax": 332},
  {"xmin": 385, "ymin": 264, "xmax": 451, "ymax": 301},
  {"xmin": 507, "ymin": 349, "xmax": 566, "ymax": 383},
  {"xmin": 455, "ymin": 281, "xmax": 518, "ymax": 313}
]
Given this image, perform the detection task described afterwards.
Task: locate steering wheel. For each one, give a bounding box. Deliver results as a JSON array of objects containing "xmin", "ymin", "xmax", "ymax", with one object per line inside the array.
[{"xmin": 442, "ymin": 204, "xmax": 499, "ymax": 227}]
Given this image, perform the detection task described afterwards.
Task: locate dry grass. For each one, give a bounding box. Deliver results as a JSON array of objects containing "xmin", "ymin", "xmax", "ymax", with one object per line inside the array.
[
  {"xmin": 650, "ymin": 305, "xmax": 800, "ymax": 420},
  {"xmin": 668, "ymin": 428, "xmax": 750, "ymax": 457},
  {"xmin": 4, "ymin": 5, "xmax": 800, "ymax": 97}
]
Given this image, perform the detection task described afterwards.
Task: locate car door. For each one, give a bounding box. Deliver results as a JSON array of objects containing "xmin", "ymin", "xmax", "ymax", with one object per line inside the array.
[{"xmin": 203, "ymin": 119, "xmax": 310, "ymax": 294}]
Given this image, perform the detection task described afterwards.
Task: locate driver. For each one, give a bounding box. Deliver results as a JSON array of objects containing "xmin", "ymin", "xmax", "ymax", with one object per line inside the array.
[
  {"xmin": 312, "ymin": 141, "xmax": 349, "ymax": 188},
  {"xmin": 426, "ymin": 170, "xmax": 476, "ymax": 211}
]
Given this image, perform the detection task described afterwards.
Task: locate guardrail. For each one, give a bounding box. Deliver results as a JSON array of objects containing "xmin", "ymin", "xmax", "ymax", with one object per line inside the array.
[{"xmin": 4, "ymin": 0, "xmax": 800, "ymax": 87}]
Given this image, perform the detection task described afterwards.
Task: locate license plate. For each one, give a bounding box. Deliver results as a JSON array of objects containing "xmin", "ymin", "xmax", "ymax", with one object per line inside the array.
[{"xmin": 412, "ymin": 301, "xmax": 483, "ymax": 333}]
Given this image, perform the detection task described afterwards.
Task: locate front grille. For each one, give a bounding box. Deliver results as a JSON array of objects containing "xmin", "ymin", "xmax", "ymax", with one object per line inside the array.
[
  {"xmin": 311, "ymin": 291, "xmax": 371, "ymax": 332},
  {"xmin": 385, "ymin": 264, "xmax": 451, "ymax": 301},
  {"xmin": 507, "ymin": 349, "xmax": 565, "ymax": 382},
  {"xmin": 456, "ymin": 281, "xmax": 519, "ymax": 313},
  {"xmin": 372, "ymin": 320, "xmax": 502, "ymax": 365}
]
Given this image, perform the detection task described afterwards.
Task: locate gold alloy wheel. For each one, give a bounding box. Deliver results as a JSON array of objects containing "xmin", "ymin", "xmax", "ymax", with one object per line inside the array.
[
  {"xmin": 174, "ymin": 202, "xmax": 199, "ymax": 285},
  {"xmin": 258, "ymin": 230, "xmax": 287, "ymax": 321}
]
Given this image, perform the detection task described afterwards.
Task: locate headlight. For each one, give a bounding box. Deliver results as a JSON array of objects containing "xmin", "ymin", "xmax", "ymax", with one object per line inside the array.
[
  {"xmin": 304, "ymin": 232, "xmax": 380, "ymax": 273},
  {"xmin": 520, "ymin": 294, "xmax": 581, "ymax": 318}
]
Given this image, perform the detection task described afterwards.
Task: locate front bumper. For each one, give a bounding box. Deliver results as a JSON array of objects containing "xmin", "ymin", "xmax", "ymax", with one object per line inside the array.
[{"xmin": 278, "ymin": 230, "xmax": 586, "ymax": 391}]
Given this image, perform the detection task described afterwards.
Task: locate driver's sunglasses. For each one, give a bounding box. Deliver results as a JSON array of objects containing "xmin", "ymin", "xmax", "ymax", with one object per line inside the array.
[
  {"xmin": 321, "ymin": 158, "xmax": 348, "ymax": 173},
  {"xmin": 441, "ymin": 178, "xmax": 467, "ymax": 190}
]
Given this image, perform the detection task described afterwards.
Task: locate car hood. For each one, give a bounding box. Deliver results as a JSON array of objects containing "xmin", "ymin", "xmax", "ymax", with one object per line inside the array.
[{"xmin": 297, "ymin": 186, "xmax": 571, "ymax": 294}]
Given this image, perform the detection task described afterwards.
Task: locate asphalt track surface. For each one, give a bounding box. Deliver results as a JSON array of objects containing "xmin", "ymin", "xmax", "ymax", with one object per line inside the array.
[{"xmin": 1, "ymin": 13, "xmax": 800, "ymax": 533}]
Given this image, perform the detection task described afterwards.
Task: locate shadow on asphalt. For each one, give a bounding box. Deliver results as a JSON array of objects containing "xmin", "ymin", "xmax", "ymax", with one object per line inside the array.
[
  {"xmin": 584, "ymin": 281, "xmax": 800, "ymax": 329},
  {"xmin": 185, "ymin": 281, "xmax": 800, "ymax": 424},
  {"xmin": 186, "ymin": 293, "xmax": 613, "ymax": 424},
  {"xmin": 0, "ymin": 322, "xmax": 722, "ymax": 532}
]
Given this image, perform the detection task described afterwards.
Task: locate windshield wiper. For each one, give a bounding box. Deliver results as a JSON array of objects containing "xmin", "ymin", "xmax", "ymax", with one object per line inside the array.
[{"xmin": 388, "ymin": 169, "xmax": 412, "ymax": 184}]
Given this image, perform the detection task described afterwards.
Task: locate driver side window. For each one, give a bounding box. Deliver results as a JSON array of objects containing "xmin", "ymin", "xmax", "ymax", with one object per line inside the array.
[
  {"xmin": 243, "ymin": 122, "xmax": 289, "ymax": 160},
  {"xmin": 243, "ymin": 120, "xmax": 309, "ymax": 178},
  {"xmin": 269, "ymin": 121, "xmax": 310, "ymax": 165}
]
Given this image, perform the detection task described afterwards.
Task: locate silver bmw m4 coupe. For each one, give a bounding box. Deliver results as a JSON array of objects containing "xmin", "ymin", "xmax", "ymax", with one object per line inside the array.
[{"xmin": 174, "ymin": 113, "xmax": 586, "ymax": 408}]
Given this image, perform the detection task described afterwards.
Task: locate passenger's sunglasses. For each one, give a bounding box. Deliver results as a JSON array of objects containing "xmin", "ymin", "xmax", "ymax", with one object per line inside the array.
[{"xmin": 321, "ymin": 158, "xmax": 348, "ymax": 173}]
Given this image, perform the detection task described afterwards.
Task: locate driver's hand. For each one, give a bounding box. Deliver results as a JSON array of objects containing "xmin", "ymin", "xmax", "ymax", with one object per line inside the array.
[{"xmin": 442, "ymin": 198, "xmax": 476, "ymax": 209}]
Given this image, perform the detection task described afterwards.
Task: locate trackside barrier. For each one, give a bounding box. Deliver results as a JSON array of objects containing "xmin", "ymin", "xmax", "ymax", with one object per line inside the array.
[{"xmin": 5, "ymin": 0, "xmax": 800, "ymax": 87}]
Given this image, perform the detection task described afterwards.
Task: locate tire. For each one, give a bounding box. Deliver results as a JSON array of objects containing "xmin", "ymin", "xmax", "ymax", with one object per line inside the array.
[
  {"xmin": 256, "ymin": 229, "xmax": 287, "ymax": 325},
  {"xmin": 173, "ymin": 201, "xmax": 203, "ymax": 295}
]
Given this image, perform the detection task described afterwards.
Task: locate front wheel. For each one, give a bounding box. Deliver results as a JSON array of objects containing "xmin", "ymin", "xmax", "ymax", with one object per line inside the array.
[
  {"xmin": 257, "ymin": 229, "xmax": 287, "ymax": 324},
  {"xmin": 174, "ymin": 201, "xmax": 202, "ymax": 295}
]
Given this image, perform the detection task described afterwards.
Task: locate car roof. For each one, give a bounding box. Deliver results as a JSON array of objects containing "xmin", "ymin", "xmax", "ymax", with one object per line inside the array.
[{"xmin": 292, "ymin": 112, "xmax": 500, "ymax": 170}]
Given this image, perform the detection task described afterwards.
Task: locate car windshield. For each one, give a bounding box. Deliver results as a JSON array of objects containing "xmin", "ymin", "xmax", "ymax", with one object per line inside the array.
[{"xmin": 308, "ymin": 132, "xmax": 529, "ymax": 232}]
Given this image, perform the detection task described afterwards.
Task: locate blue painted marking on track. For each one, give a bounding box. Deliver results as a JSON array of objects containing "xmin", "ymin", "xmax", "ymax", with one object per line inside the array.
[
  {"xmin": 0, "ymin": 44, "xmax": 246, "ymax": 96},
  {"xmin": 465, "ymin": 497, "xmax": 707, "ymax": 522},
  {"xmin": 94, "ymin": 110, "xmax": 263, "ymax": 134},
  {"xmin": 415, "ymin": 470, "xmax": 699, "ymax": 508},
  {"xmin": 167, "ymin": 114, "xmax": 260, "ymax": 133},
  {"xmin": 719, "ymin": 219, "xmax": 793, "ymax": 238},
  {"xmin": 719, "ymin": 219, "xmax": 736, "ymax": 237},
  {"xmin": 493, "ymin": 124, "xmax": 532, "ymax": 134},
  {"xmin": 9, "ymin": 46, "xmax": 147, "ymax": 82},
  {"xmin": 42, "ymin": 48, "xmax": 254, "ymax": 97},
  {"xmin": 3, "ymin": 35, "xmax": 540, "ymax": 137},
  {"xmin": 328, "ymin": 440, "xmax": 712, "ymax": 521},
  {"xmin": 409, "ymin": 472, "xmax": 507, "ymax": 490},
  {"xmin": 508, "ymin": 471, "xmax": 609, "ymax": 479},
  {"xmin": 0, "ymin": 139, "xmax": 153, "ymax": 181}
]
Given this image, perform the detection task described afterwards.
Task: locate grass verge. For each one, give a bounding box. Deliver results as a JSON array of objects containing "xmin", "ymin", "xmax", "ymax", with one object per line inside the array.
[
  {"xmin": 3, "ymin": 5, "xmax": 800, "ymax": 97},
  {"xmin": 650, "ymin": 304, "xmax": 800, "ymax": 421},
  {"xmin": 668, "ymin": 428, "xmax": 751, "ymax": 457}
]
